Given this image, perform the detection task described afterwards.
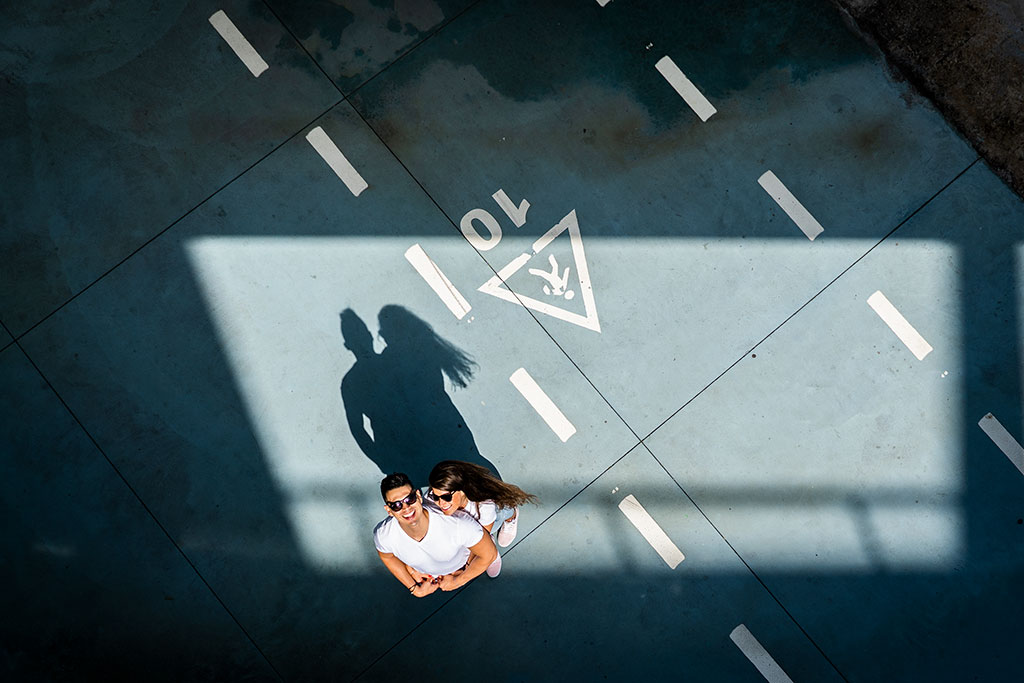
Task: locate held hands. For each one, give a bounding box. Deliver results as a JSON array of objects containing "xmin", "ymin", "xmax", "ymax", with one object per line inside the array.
[
  {"xmin": 408, "ymin": 568, "xmax": 431, "ymax": 584},
  {"xmin": 437, "ymin": 568, "xmax": 466, "ymax": 592},
  {"xmin": 437, "ymin": 575, "xmax": 461, "ymax": 591},
  {"xmin": 409, "ymin": 568, "xmax": 465, "ymax": 595},
  {"xmin": 410, "ymin": 580, "xmax": 438, "ymax": 598}
]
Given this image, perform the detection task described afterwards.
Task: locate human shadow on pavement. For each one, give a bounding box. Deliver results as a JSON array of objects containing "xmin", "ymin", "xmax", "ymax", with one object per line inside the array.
[{"xmin": 340, "ymin": 305, "xmax": 500, "ymax": 486}]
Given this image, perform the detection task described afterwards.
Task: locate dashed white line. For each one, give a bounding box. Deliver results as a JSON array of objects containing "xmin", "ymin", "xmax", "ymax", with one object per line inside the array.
[
  {"xmin": 596, "ymin": 0, "xmax": 612, "ymax": 6},
  {"xmin": 618, "ymin": 495, "xmax": 685, "ymax": 569},
  {"xmin": 730, "ymin": 625, "xmax": 794, "ymax": 683},
  {"xmin": 509, "ymin": 368, "xmax": 576, "ymax": 442},
  {"xmin": 867, "ymin": 291, "xmax": 933, "ymax": 360},
  {"xmin": 404, "ymin": 244, "xmax": 472, "ymax": 320},
  {"xmin": 305, "ymin": 126, "xmax": 368, "ymax": 197},
  {"xmin": 655, "ymin": 56, "xmax": 716, "ymax": 122},
  {"xmin": 979, "ymin": 413, "xmax": 1024, "ymax": 476},
  {"xmin": 757, "ymin": 170, "xmax": 825, "ymax": 241},
  {"xmin": 209, "ymin": 10, "xmax": 268, "ymax": 78}
]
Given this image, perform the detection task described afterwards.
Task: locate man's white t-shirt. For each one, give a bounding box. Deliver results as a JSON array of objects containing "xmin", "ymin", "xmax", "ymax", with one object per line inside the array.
[
  {"xmin": 373, "ymin": 501, "xmax": 485, "ymax": 576},
  {"xmin": 461, "ymin": 499, "xmax": 498, "ymax": 527}
]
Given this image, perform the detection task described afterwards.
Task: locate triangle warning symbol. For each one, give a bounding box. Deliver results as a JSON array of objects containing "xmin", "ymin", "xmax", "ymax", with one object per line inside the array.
[{"xmin": 478, "ymin": 210, "xmax": 600, "ymax": 332}]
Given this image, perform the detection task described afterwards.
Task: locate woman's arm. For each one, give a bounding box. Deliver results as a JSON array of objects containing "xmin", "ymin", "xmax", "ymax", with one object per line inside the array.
[{"xmin": 437, "ymin": 533, "xmax": 497, "ymax": 591}]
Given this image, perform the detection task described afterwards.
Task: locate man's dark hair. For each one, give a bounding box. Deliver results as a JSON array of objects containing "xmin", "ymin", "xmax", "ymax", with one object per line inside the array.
[{"xmin": 380, "ymin": 472, "xmax": 414, "ymax": 499}]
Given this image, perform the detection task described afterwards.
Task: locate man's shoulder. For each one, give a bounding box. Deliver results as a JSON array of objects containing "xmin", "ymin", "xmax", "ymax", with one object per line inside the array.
[
  {"xmin": 449, "ymin": 509, "xmax": 481, "ymax": 524},
  {"xmin": 373, "ymin": 515, "xmax": 397, "ymax": 540},
  {"xmin": 421, "ymin": 504, "xmax": 481, "ymax": 531}
]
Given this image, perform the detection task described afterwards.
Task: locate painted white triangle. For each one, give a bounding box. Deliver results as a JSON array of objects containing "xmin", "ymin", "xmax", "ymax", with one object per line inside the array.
[{"xmin": 478, "ymin": 210, "xmax": 601, "ymax": 333}]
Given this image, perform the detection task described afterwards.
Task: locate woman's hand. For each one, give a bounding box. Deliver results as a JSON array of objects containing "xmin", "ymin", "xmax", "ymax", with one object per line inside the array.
[
  {"xmin": 437, "ymin": 573, "xmax": 463, "ymax": 591},
  {"xmin": 410, "ymin": 581, "xmax": 438, "ymax": 598}
]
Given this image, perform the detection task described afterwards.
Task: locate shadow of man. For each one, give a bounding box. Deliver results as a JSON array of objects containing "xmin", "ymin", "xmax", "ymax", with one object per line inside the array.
[{"xmin": 340, "ymin": 306, "xmax": 499, "ymax": 485}]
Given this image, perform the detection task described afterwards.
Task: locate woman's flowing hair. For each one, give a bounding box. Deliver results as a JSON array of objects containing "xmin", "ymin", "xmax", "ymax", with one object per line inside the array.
[
  {"xmin": 429, "ymin": 460, "xmax": 538, "ymax": 509},
  {"xmin": 378, "ymin": 304, "xmax": 476, "ymax": 389}
]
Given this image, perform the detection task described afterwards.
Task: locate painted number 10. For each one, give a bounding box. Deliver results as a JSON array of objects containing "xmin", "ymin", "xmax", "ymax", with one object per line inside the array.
[{"xmin": 460, "ymin": 189, "xmax": 530, "ymax": 251}]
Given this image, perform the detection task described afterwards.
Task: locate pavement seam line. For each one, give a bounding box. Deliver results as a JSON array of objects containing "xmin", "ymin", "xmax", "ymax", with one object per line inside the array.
[
  {"xmin": 11, "ymin": 341, "xmax": 287, "ymax": 682},
  {"xmin": 259, "ymin": 0, "xmax": 346, "ymax": 99},
  {"xmin": 351, "ymin": 442, "xmax": 640, "ymax": 681},
  {"xmin": 637, "ymin": 443, "xmax": 852, "ymax": 682},
  {"xmin": 345, "ymin": 102, "xmax": 647, "ymax": 445},
  {"xmin": 634, "ymin": 156, "xmax": 981, "ymax": 681},
  {"xmin": 343, "ymin": 0, "xmax": 488, "ymax": 100},
  {"xmin": 640, "ymin": 156, "xmax": 982, "ymax": 442},
  {"xmin": 11, "ymin": 99, "xmax": 343, "ymax": 343}
]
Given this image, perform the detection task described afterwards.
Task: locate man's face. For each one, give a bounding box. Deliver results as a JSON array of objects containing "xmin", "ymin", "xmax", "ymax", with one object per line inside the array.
[{"xmin": 384, "ymin": 485, "xmax": 423, "ymax": 526}]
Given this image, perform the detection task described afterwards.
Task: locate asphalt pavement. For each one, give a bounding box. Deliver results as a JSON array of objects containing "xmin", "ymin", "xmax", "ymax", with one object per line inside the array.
[{"xmin": 2, "ymin": 1, "xmax": 1022, "ymax": 681}]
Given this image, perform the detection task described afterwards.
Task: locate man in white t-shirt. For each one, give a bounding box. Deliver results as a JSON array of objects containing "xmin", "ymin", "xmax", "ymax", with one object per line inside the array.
[{"xmin": 374, "ymin": 472, "xmax": 498, "ymax": 597}]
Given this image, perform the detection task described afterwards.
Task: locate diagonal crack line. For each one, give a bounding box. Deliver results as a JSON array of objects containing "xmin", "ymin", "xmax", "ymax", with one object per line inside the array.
[
  {"xmin": 12, "ymin": 341, "xmax": 287, "ymax": 682},
  {"xmin": 641, "ymin": 156, "xmax": 981, "ymax": 442},
  {"xmin": 13, "ymin": 99, "xmax": 344, "ymax": 342}
]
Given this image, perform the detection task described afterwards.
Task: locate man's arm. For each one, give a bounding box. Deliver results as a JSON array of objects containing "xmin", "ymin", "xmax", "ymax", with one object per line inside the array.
[
  {"xmin": 377, "ymin": 550, "xmax": 437, "ymax": 597},
  {"xmin": 437, "ymin": 533, "xmax": 497, "ymax": 591},
  {"xmin": 341, "ymin": 382, "xmax": 375, "ymax": 457}
]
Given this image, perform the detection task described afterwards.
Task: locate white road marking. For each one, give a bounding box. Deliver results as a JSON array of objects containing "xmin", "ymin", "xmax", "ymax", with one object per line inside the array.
[
  {"xmin": 492, "ymin": 189, "xmax": 530, "ymax": 227},
  {"xmin": 597, "ymin": 0, "xmax": 612, "ymax": 6},
  {"xmin": 867, "ymin": 291, "xmax": 933, "ymax": 360},
  {"xmin": 757, "ymin": 171, "xmax": 825, "ymax": 241},
  {"xmin": 479, "ymin": 210, "xmax": 601, "ymax": 332},
  {"xmin": 460, "ymin": 208, "xmax": 502, "ymax": 251},
  {"xmin": 979, "ymin": 413, "xmax": 1024, "ymax": 476},
  {"xmin": 209, "ymin": 10, "xmax": 268, "ymax": 78},
  {"xmin": 618, "ymin": 495, "xmax": 685, "ymax": 569},
  {"xmin": 655, "ymin": 56, "xmax": 716, "ymax": 122},
  {"xmin": 509, "ymin": 368, "xmax": 576, "ymax": 442},
  {"xmin": 362, "ymin": 414, "xmax": 374, "ymax": 441},
  {"xmin": 305, "ymin": 126, "xmax": 368, "ymax": 197},
  {"xmin": 404, "ymin": 244, "xmax": 472, "ymax": 319},
  {"xmin": 729, "ymin": 625, "xmax": 794, "ymax": 683}
]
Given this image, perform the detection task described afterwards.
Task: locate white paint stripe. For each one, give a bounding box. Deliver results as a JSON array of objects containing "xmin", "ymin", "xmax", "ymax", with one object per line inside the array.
[
  {"xmin": 404, "ymin": 244, "xmax": 471, "ymax": 319},
  {"xmin": 209, "ymin": 10, "xmax": 268, "ymax": 78},
  {"xmin": 491, "ymin": 189, "xmax": 529, "ymax": 227},
  {"xmin": 867, "ymin": 291, "xmax": 933, "ymax": 360},
  {"xmin": 757, "ymin": 171, "xmax": 825, "ymax": 241},
  {"xmin": 655, "ymin": 56, "xmax": 716, "ymax": 122},
  {"xmin": 305, "ymin": 126, "xmax": 368, "ymax": 197},
  {"xmin": 596, "ymin": 0, "xmax": 612, "ymax": 6},
  {"xmin": 618, "ymin": 495, "xmax": 685, "ymax": 569},
  {"xmin": 979, "ymin": 413, "xmax": 1024, "ymax": 476},
  {"xmin": 509, "ymin": 368, "xmax": 576, "ymax": 442},
  {"xmin": 730, "ymin": 625, "xmax": 794, "ymax": 683}
]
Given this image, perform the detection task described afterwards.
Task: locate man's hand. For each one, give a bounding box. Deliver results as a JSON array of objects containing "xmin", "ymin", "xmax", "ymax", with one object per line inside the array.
[
  {"xmin": 408, "ymin": 567, "xmax": 431, "ymax": 584},
  {"xmin": 410, "ymin": 581, "xmax": 438, "ymax": 598},
  {"xmin": 437, "ymin": 573, "xmax": 463, "ymax": 592}
]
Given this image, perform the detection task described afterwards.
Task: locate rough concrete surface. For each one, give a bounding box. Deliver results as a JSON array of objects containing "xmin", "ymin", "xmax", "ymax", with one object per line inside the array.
[{"xmin": 834, "ymin": 0, "xmax": 1024, "ymax": 198}]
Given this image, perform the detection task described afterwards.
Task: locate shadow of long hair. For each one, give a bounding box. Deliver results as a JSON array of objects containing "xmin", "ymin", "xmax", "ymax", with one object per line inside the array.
[{"xmin": 377, "ymin": 304, "xmax": 476, "ymax": 389}]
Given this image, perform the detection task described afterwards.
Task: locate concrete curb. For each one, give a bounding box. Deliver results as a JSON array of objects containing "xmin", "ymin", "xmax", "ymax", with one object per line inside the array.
[{"xmin": 833, "ymin": 0, "xmax": 1024, "ymax": 198}]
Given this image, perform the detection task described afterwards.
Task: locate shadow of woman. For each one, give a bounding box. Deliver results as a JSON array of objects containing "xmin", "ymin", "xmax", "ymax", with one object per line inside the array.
[{"xmin": 339, "ymin": 306, "xmax": 499, "ymax": 486}]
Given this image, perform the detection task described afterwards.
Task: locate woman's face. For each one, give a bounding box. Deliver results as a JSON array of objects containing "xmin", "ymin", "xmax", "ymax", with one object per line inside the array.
[{"xmin": 429, "ymin": 487, "xmax": 467, "ymax": 514}]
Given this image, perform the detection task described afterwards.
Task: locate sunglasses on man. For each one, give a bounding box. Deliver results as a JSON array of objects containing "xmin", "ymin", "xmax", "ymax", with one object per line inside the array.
[{"xmin": 385, "ymin": 491, "xmax": 419, "ymax": 511}]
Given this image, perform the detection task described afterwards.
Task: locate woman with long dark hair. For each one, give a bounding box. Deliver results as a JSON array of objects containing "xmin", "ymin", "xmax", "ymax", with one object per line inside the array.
[{"xmin": 425, "ymin": 460, "xmax": 538, "ymax": 578}]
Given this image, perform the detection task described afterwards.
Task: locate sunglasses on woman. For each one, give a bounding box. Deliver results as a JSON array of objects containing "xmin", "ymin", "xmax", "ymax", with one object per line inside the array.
[
  {"xmin": 428, "ymin": 489, "xmax": 456, "ymax": 503},
  {"xmin": 385, "ymin": 491, "xmax": 419, "ymax": 511}
]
